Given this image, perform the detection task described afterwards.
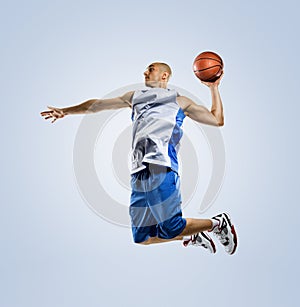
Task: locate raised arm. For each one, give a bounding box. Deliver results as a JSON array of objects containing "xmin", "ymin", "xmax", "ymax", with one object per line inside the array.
[
  {"xmin": 41, "ymin": 91, "xmax": 134, "ymax": 123},
  {"xmin": 177, "ymin": 75, "xmax": 224, "ymax": 127}
]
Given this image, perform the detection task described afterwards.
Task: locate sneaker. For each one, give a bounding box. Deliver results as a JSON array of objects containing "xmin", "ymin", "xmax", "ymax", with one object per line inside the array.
[
  {"xmin": 211, "ymin": 213, "xmax": 237, "ymax": 255},
  {"xmin": 183, "ymin": 232, "xmax": 216, "ymax": 254}
]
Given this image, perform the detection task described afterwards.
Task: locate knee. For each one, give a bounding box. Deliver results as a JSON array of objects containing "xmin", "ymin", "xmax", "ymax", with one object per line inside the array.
[
  {"xmin": 138, "ymin": 241, "xmax": 150, "ymax": 245},
  {"xmin": 136, "ymin": 238, "xmax": 154, "ymax": 245},
  {"xmin": 158, "ymin": 216, "xmax": 186, "ymax": 239}
]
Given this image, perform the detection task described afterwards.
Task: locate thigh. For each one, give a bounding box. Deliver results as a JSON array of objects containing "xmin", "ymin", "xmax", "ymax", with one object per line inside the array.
[
  {"xmin": 129, "ymin": 169, "xmax": 158, "ymax": 243},
  {"xmin": 147, "ymin": 167, "xmax": 183, "ymax": 224}
]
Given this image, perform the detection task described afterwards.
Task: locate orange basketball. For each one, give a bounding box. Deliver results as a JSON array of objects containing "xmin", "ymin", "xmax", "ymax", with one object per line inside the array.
[{"xmin": 193, "ymin": 51, "xmax": 223, "ymax": 82}]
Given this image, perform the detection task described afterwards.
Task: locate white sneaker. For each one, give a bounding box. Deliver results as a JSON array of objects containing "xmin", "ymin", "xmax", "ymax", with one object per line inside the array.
[
  {"xmin": 211, "ymin": 213, "xmax": 237, "ymax": 255},
  {"xmin": 183, "ymin": 232, "xmax": 216, "ymax": 254}
]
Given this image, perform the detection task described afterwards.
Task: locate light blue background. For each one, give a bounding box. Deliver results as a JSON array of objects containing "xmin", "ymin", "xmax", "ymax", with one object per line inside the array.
[{"xmin": 1, "ymin": 0, "xmax": 299, "ymax": 306}]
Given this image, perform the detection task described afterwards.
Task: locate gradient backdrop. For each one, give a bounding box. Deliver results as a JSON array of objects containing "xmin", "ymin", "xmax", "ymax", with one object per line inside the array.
[{"xmin": 1, "ymin": 0, "xmax": 299, "ymax": 306}]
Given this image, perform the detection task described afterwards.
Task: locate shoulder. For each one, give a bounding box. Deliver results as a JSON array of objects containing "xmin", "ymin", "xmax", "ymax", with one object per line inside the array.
[
  {"xmin": 120, "ymin": 91, "xmax": 135, "ymax": 106},
  {"xmin": 121, "ymin": 91, "xmax": 135, "ymax": 101},
  {"xmin": 176, "ymin": 95, "xmax": 194, "ymax": 111}
]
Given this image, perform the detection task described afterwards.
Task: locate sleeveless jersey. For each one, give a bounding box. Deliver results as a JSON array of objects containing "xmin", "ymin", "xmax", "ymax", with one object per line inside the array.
[{"xmin": 130, "ymin": 87, "xmax": 186, "ymax": 174}]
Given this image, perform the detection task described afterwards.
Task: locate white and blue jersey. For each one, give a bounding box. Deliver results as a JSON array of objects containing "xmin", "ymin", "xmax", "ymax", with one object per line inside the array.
[{"xmin": 130, "ymin": 88, "xmax": 186, "ymax": 174}]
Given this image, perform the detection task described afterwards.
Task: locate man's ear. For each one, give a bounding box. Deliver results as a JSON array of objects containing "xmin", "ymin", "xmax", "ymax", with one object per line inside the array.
[{"xmin": 162, "ymin": 72, "xmax": 169, "ymax": 81}]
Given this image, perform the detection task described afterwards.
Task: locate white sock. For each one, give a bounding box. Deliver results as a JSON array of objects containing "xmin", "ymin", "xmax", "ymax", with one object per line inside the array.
[{"xmin": 210, "ymin": 219, "xmax": 219, "ymax": 231}]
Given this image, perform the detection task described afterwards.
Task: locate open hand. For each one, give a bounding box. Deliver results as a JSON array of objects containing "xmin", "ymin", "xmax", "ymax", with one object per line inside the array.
[{"xmin": 40, "ymin": 106, "xmax": 65, "ymax": 123}]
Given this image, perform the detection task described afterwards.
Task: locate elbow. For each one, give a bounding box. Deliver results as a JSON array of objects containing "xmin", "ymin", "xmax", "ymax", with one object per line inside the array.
[
  {"xmin": 209, "ymin": 120, "xmax": 223, "ymax": 127},
  {"xmin": 211, "ymin": 112, "xmax": 224, "ymax": 127},
  {"xmin": 217, "ymin": 116, "xmax": 224, "ymax": 127},
  {"xmin": 212, "ymin": 118, "xmax": 224, "ymax": 127}
]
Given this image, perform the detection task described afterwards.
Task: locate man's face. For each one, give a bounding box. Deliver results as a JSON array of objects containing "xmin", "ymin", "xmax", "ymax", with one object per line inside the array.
[{"xmin": 144, "ymin": 64, "xmax": 167, "ymax": 88}]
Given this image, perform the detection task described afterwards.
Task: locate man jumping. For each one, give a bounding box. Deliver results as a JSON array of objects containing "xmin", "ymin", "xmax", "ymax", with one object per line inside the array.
[{"xmin": 41, "ymin": 62, "xmax": 237, "ymax": 255}]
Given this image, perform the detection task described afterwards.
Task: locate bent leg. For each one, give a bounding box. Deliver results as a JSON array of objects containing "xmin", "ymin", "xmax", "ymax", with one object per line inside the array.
[
  {"xmin": 139, "ymin": 218, "xmax": 213, "ymax": 245},
  {"xmin": 179, "ymin": 218, "xmax": 213, "ymax": 236}
]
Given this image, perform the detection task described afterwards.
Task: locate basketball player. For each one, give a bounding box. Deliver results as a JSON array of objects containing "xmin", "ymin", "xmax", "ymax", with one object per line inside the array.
[{"xmin": 41, "ymin": 62, "xmax": 237, "ymax": 254}]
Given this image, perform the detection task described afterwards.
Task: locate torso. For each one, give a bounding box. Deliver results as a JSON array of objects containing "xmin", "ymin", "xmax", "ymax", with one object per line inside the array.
[{"xmin": 130, "ymin": 88, "xmax": 186, "ymax": 174}]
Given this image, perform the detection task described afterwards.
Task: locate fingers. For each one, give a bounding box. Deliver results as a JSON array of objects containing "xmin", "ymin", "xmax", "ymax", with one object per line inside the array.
[
  {"xmin": 42, "ymin": 113, "xmax": 58, "ymax": 123},
  {"xmin": 40, "ymin": 106, "xmax": 54, "ymax": 115},
  {"xmin": 42, "ymin": 106, "xmax": 63, "ymax": 115},
  {"xmin": 40, "ymin": 111, "xmax": 54, "ymax": 119},
  {"xmin": 201, "ymin": 71, "xmax": 224, "ymax": 87},
  {"xmin": 40, "ymin": 111, "xmax": 51, "ymax": 116},
  {"xmin": 43, "ymin": 114, "xmax": 61, "ymax": 123},
  {"xmin": 40, "ymin": 110, "xmax": 60, "ymax": 123}
]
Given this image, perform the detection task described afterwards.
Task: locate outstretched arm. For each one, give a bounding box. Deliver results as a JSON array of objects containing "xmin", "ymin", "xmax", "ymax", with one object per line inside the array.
[
  {"xmin": 177, "ymin": 75, "xmax": 224, "ymax": 126},
  {"xmin": 40, "ymin": 91, "xmax": 134, "ymax": 123}
]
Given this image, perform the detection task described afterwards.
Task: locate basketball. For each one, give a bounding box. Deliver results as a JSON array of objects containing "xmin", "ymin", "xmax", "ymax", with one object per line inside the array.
[{"xmin": 193, "ymin": 51, "xmax": 223, "ymax": 82}]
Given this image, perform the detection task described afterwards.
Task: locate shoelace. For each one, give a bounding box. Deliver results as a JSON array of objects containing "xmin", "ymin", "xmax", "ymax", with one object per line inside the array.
[{"xmin": 213, "ymin": 227, "xmax": 228, "ymax": 245}]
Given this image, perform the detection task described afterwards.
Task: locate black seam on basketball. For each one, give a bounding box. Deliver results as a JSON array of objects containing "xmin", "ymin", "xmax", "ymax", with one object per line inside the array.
[
  {"xmin": 194, "ymin": 64, "xmax": 222, "ymax": 73},
  {"xmin": 205, "ymin": 67, "xmax": 222, "ymax": 81},
  {"xmin": 194, "ymin": 57, "xmax": 223, "ymax": 65}
]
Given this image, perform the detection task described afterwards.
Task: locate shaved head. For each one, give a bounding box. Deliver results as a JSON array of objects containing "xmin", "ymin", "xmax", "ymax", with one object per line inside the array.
[{"xmin": 150, "ymin": 62, "xmax": 172, "ymax": 80}]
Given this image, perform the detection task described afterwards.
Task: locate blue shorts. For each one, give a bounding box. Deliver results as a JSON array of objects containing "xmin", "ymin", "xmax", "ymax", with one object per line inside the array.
[{"xmin": 129, "ymin": 164, "xmax": 186, "ymax": 243}]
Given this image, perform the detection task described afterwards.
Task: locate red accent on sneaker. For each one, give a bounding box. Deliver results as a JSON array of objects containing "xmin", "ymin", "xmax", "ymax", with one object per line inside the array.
[
  {"xmin": 183, "ymin": 237, "xmax": 191, "ymax": 247},
  {"xmin": 229, "ymin": 225, "xmax": 238, "ymax": 255}
]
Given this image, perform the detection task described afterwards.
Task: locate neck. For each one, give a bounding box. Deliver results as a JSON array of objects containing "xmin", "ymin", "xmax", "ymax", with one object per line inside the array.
[{"xmin": 146, "ymin": 81, "xmax": 168, "ymax": 89}]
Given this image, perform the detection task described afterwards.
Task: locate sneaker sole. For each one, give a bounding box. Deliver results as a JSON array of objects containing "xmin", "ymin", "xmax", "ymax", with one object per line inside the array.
[{"xmin": 223, "ymin": 213, "xmax": 238, "ymax": 255}]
